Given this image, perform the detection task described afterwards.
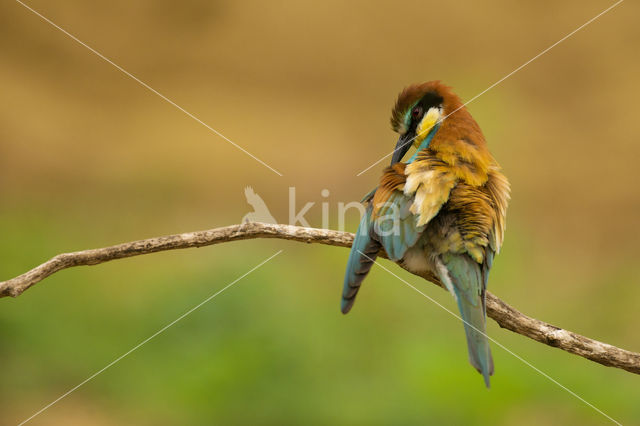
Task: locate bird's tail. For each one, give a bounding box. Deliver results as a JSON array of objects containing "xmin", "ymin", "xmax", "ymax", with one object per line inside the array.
[
  {"xmin": 456, "ymin": 288, "xmax": 494, "ymax": 387},
  {"xmin": 341, "ymin": 205, "xmax": 381, "ymax": 314},
  {"xmin": 438, "ymin": 254, "xmax": 494, "ymax": 387}
]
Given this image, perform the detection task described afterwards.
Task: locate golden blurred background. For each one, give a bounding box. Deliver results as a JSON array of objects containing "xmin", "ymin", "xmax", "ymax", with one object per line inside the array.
[{"xmin": 1, "ymin": 0, "xmax": 639, "ymax": 424}]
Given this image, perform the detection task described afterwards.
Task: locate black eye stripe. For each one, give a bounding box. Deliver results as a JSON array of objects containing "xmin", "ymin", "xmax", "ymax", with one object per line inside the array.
[
  {"xmin": 409, "ymin": 91, "xmax": 443, "ymax": 127},
  {"xmin": 418, "ymin": 91, "xmax": 444, "ymax": 110}
]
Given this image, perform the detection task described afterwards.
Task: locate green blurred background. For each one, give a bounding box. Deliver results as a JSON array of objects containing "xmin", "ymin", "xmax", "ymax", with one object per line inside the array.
[{"xmin": 1, "ymin": 0, "xmax": 639, "ymax": 424}]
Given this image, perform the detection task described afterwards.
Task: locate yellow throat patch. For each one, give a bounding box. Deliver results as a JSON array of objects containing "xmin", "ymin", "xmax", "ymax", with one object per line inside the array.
[{"xmin": 414, "ymin": 107, "xmax": 442, "ymax": 148}]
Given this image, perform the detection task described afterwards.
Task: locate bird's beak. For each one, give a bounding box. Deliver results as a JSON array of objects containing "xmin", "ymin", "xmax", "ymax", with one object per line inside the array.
[{"xmin": 391, "ymin": 133, "xmax": 413, "ymax": 165}]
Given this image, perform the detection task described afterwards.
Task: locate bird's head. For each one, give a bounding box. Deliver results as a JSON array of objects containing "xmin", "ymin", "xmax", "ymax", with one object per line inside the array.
[{"xmin": 389, "ymin": 81, "xmax": 466, "ymax": 165}]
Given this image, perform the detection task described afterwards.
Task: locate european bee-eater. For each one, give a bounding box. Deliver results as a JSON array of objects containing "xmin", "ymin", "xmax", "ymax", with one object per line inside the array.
[{"xmin": 342, "ymin": 81, "xmax": 510, "ymax": 387}]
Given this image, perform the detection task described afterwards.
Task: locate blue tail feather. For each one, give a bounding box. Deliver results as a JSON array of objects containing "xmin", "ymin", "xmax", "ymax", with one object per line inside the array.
[{"xmin": 438, "ymin": 253, "xmax": 494, "ymax": 387}]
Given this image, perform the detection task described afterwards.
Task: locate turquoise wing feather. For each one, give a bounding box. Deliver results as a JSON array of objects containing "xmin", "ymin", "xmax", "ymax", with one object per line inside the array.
[
  {"xmin": 373, "ymin": 192, "xmax": 425, "ymax": 262},
  {"xmin": 342, "ymin": 186, "xmax": 426, "ymax": 313},
  {"xmin": 341, "ymin": 203, "xmax": 381, "ymax": 313}
]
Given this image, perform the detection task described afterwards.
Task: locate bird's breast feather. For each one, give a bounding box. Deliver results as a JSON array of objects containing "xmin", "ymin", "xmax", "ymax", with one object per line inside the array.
[{"xmin": 404, "ymin": 160, "xmax": 457, "ymax": 226}]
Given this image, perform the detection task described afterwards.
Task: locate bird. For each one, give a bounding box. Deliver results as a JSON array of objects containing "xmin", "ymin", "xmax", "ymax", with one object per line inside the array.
[{"xmin": 341, "ymin": 81, "xmax": 510, "ymax": 387}]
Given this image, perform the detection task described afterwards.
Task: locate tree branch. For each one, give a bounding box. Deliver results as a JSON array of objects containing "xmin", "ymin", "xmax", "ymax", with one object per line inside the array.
[{"xmin": 1, "ymin": 222, "xmax": 638, "ymax": 375}]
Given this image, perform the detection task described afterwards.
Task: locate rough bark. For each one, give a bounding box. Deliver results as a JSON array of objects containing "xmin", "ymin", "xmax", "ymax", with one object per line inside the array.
[{"xmin": 1, "ymin": 222, "xmax": 638, "ymax": 375}]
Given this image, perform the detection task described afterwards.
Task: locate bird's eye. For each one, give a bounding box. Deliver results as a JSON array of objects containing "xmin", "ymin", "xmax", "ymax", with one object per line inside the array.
[{"xmin": 411, "ymin": 106, "xmax": 423, "ymax": 120}]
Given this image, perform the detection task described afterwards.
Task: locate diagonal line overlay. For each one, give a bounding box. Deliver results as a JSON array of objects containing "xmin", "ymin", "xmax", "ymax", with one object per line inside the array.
[
  {"xmin": 14, "ymin": 0, "xmax": 283, "ymax": 176},
  {"xmin": 18, "ymin": 250, "xmax": 283, "ymax": 426},
  {"xmin": 358, "ymin": 251, "xmax": 622, "ymax": 425},
  {"xmin": 355, "ymin": 0, "xmax": 624, "ymax": 177}
]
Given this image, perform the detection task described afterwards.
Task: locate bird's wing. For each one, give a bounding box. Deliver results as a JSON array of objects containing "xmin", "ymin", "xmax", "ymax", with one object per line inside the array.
[
  {"xmin": 481, "ymin": 169, "xmax": 510, "ymax": 301},
  {"xmin": 340, "ymin": 168, "xmax": 419, "ymax": 313},
  {"xmin": 341, "ymin": 201, "xmax": 381, "ymax": 313},
  {"xmin": 484, "ymin": 167, "xmax": 510, "ymax": 254},
  {"xmin": 371, "ymin": 160, "xmax": 457, "ymax": 261},
  {"xmin": 444, "ymin": 170, "xmax": 509, "ymax": 285}
]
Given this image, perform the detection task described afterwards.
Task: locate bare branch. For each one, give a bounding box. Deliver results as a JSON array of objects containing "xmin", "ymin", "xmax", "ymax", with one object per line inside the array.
[{"xmin": 1, "ymin": 222, "xmax": 638, "ymax": 375}]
